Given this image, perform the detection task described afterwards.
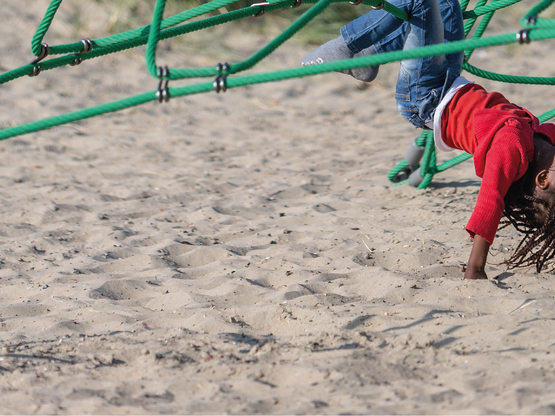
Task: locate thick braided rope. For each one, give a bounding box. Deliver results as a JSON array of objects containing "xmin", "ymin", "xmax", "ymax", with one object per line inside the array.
[
  {"xmin": 3, "ymin": 0, "xmax": 345, "ymax": 85},
  {"xmin": 462, "ymin": 0, "xmax": 523, "ymax": 20},
  {"xmin": 30, "ymin": 0, "xmax": 63, "ymax": 56},
  {"xmin": 522, "ymin": 0, "xmax": 555, "ymax": 27},
  {"xmin": 29, "ymin": 0, "xmax": 407, "ymax": 65},
  {"xmin": 145, "ymin": 0, "xmax": 407, "ymax": 79},
  {"xmin": 220, "ymin": 0, "xmax": 336, "ymax": 75},
  {"xmin": 32, "ymin": 0, "xmax": 252, "ymax": 56},
  {"xmin": 0, "ymin": 2, "xmax": 287, "ymax": 85},
  {"xmin": 7, "ymin": 0, "xmax": 537, "ymax": 86},
  {"xmin": 1, "ymin": 0, "xmax": 555, "ymax": 148},
  {"xmin": 146, "ymin": 0, "xmax": 167, "ymax": 78},
  {"xmin": 464, "ymin": 62, "xmax": 555, "ymax": 84},
  {"xmin": 3, "ymin": 25, "xmax": 555, "ymax": 141},
  {"xmin": 463, "ymin": 0, "xmax": 494, "ymax": 60}
]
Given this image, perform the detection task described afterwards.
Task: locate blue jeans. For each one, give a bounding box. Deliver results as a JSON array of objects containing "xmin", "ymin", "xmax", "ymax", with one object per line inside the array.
[{"xmin": 341, "ymin": 0, "xmax": 464, "ymax": 128}]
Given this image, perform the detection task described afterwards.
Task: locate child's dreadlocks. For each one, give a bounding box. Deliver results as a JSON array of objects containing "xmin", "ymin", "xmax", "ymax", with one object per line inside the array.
[{"xmin": 502, "ymin": 141, "xmax": 555, "ymax": 273}]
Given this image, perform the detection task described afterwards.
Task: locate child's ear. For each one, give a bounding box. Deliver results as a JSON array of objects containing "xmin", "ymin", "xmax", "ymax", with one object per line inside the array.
[{"xmin": 536, "ymin": 169, "xmax": 550, "ymax": 190}]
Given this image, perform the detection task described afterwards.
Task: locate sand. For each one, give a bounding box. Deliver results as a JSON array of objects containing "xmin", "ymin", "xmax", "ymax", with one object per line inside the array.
[{"xmin": 1, "ymin": 0, "xmax": 555, "ymax": 414}]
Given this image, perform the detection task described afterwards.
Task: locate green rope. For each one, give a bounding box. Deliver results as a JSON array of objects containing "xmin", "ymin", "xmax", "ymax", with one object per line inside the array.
[
  {"xmin": 1, "ymin": 3, "xmax": 281, "ymax": 84},
  {"xmin": 2, "ymin": 0, "xmax": 555, "ymax": 193},
  {"xmin": 461, "ymin": 0, "xmax": 524, "ymax": 20},
  {"xmin": 416, "ymin": 131, "xmax": 435, "ymax": 189},
  {"xmin": 146, "ymin": 0, "xmax": 167, "ymax": 78},
  {"xmin": 145, "ymin": 0, "xmax": 407, "ymax": 80},
  {"xmin": 463, "ymin": 0, "xmax": 495, "ymax": 61},
  {"xmin": 31, "ymin": 0, "xmax": 63, "ymax": 56},
  {"xmin": 13, "ymin": 0, "xmax": 554, "ymax": 87},
  {"xmin": 463, "ymin": 62, "xmax": 555, "ymax": 84},
  {"xmin": 522, "ymin": 0, "xmax": 555, "ymax": 27},
  {"xmin": 387, "ymin": 160, "xmax": 410, "ymax": 182},
  {"xmin": 34, "ymin": 0, "xmax": 250, "ymax": 56},
  {"xmin": 226, "ymin": 0, "xmax": 336, "ymax": 74},
  {"xmin": 3, "ymin": 25, "xmax": 555, "ymax": 141},
  {"xmin": 459, "ymin": 0, "xmax": 472, "ymax": 12},
  {"xmin": 539, "ymin": 108, "xmax": 555, "ymax": 123}
]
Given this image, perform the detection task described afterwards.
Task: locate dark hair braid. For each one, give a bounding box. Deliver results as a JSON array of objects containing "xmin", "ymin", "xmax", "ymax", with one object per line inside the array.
[{"xmin": 503, "ymin": 174, "xmax": 555, "ymax": 272}]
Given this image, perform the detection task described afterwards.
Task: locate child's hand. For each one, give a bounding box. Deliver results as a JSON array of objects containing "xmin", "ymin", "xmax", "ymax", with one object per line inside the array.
[{"xmin": 465, "ymin": 235, "xmax": 490, "ymax": 280}]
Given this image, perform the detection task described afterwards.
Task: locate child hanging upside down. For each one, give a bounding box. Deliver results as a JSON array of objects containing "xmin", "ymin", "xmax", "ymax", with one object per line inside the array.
[{"xmin": 301, "ymin": 0, "xmax": 555, "ymax": 279}]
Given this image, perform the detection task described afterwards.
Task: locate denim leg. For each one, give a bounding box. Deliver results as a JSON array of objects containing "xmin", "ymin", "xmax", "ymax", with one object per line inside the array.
[
  {"xmin": 341, "ymin": 1, "xmax": 411, "ymax": 55},
  {"xmin": 342, "ymin": 0, "xmax": 462, "ymax": 55},
  {"xmin": 351, "ymin": 28, "xmax": 406, "ymax": 82},
  {"xmin": 396, "ymin": 0, "xmax": 447, "ymax": 126},
  {"xmin": 373, "ymin": 26, "xmax": 406, "ymax": 54},
  {"xmin": 349, "ymin": 0, "xmax": 463, "ymax": 67},
  {"xmin": 342, "ymin": 0, "xmax": 463, "ymax": 128}
]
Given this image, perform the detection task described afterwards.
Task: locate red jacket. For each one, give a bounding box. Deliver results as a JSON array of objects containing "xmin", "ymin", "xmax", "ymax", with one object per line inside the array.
[{"xmin": 441, "ymin": 83, "xmax": 555, "ymax": 244}]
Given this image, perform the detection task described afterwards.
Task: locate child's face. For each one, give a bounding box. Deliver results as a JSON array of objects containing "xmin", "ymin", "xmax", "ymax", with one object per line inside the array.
[{"xmin": 533, "ymin": 144, "xmax": 555, "ymax": 223}]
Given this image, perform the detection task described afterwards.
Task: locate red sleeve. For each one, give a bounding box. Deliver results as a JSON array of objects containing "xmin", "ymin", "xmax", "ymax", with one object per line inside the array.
[{"xmin": 466, "ymin": 122, "xmax": 533, "ymax": 244}]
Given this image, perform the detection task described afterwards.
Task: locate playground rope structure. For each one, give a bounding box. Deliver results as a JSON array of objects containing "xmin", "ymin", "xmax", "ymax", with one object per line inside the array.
[{"xmin": 1, "ymin": 0, "xmax": 555, "ymax": 188}]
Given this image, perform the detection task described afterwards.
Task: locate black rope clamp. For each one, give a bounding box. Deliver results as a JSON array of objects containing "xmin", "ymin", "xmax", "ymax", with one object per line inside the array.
[
  {"xmin": 526, "ymin": 15, "xmax": 538, "ymax": 25},
  {"xmin": 214, "ymin": 75, "xmax": 228, "ymax": 93},
  {"xmin": 350, "ymin": 0, "xmax": 363, "ymax": 5},
  {"xmin": 29, "ymin": 66, "xmax": 42, "ymax": 77},
  {"xmin": 371, "ymin": 1, "xmax": 386, "ymax": 9},
  {"xmin": 216, "ymin": 62, "xmax": 230, "ymax": 73},
  {"xmin": 251, "ymin": 2, "xmax": 270, "ymax": 16},
  {"xmin": 517, "ymin": 29, "xmax": 531, "ymax": 44},
  {"xmin": 28, "ymin": 43, "xmax": 50, "ymax": 65},
  {"xmin": 214, "ymin": 62, "xmax": 230, "ymax": 93},
  {"xmin": 156, "ymin": 66, "xmax": 170, "ymax": 103},
  {"xmin": 28, "ymin": 43, "xmax": 49, "ymax": 77},
  {"xmin": 80, "ymin": 38, "xmax": 93, "ymax": 53},
  {"xmin": 71, "ymin": 38, "xmax": 93, "ymax": 66},
  {"xmin": 291, "ymin": 0, "xmax": 302, "ymax": 8}
]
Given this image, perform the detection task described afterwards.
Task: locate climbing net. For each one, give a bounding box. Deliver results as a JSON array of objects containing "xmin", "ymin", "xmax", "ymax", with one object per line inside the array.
[{"xmin": 1, "ymin": 0, "xmax": 555, "ymax": 188}]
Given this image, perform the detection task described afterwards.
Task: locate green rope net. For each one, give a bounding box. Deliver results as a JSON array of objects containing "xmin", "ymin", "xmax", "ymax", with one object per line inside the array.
[{"xmin": 1, "ymin": 0, "xmax": 555, "ymax": 188}]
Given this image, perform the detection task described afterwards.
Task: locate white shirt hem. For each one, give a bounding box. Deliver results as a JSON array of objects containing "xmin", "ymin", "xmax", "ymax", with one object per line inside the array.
[{"xmin": 432, "ymin": 76, "xmax": 473, "ymax": 152}]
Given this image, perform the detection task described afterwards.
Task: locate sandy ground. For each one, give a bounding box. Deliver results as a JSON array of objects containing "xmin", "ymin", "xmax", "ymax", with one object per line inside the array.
[{"xmin": 1, "ymin": 0, "xmax": 555, "ymax": 414}]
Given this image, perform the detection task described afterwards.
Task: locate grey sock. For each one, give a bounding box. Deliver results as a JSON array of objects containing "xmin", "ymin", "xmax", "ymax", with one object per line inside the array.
[
  {"xmin": 351, "ymin": 45, "xmax": 379, "ymax": 83},
  {"xmin": 301, "ymin": 36, "xmax": 379, "ymax": 83},
  {"xmin": 301, "ymin": 36, "xmax": 353, "ymax": 66}
]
